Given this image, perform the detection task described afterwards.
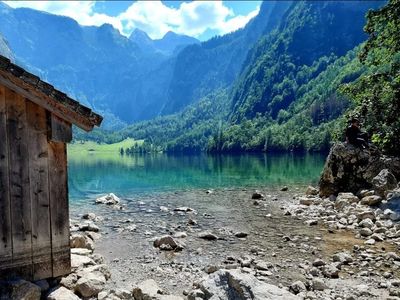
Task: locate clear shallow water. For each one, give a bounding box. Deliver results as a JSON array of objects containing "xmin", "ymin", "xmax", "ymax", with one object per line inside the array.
[{"xmin": 68, "ymin": 153, "xmax": 325, "ymax": 204}]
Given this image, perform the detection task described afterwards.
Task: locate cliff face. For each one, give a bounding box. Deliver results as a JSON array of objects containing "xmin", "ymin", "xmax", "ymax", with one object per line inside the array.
[
  {"xmin": 0, "ymin": 33, "xmax": 13, "ymax": 60},
  {"xmin": 319, "ymin": 143, "xmax": 400, "ymax": 197}
]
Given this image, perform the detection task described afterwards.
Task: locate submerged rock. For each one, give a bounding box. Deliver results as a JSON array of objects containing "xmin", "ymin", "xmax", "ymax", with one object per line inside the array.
[
  {"xmin": 153, "ymin": 235, "xmax": 183, "ymax": 251},
  {"xmin": 251, "ymin": 191, "xmax": 264, "ymax": 199},
  {"xmin": 95, "ymin": 193, "xmax": 120, "ymax": 205},
  {"xmin": 198, "ymin": 231, "xmax": 218, "ymax": 241},
  {"xmin": 190, "ymin": 269, "xmax": 299, "ymax": 300}
]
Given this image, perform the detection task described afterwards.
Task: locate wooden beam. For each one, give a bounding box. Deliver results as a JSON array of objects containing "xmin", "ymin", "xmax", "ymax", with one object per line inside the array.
[
  {"xmin": 0, "ymin": 85, "xmax": 12, "ymax": 276},
  {"xmin": 26, "ymin": 100, "xmax": 53, "ymax": 280},
  {"xmin": 49, "ymin": 114, "xmax": 72, "ymax": 143},
  {"xmin": 48, "ymin": 142, "xmax": 71, "ymax": 277},
  {"xmin": 0, "ymin": 73, "xmax": 95, "ymax": 132},
  {"xmin": 5, "ymin": 89, "xmax": 33, "ymax": 279}
]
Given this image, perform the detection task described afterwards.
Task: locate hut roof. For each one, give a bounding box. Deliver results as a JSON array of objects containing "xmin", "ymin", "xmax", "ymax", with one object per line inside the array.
[{"xmin": 0, "ymin": 54, "xmax": 102, "ymax": 131}]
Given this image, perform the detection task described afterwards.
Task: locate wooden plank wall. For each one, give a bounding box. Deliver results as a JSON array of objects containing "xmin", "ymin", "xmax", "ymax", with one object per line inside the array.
[
  {"xmin": 0, "ymin": 84, "xmax": 71, "ymax": 280},
  {"xmin": 0, "ymin": 85, "xmax": 12, "ymax": 274}
]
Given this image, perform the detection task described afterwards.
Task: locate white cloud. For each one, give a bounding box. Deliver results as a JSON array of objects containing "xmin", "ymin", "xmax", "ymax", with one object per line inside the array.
[{"xmin": 3, "ymin": 0, "xmax": 260, "ymax": 39}]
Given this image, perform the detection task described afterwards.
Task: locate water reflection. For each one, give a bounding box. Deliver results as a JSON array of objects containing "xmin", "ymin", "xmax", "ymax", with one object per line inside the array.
[{"xmin": 68, "ymin": 153, "xmax": 325, "ymax": 203}]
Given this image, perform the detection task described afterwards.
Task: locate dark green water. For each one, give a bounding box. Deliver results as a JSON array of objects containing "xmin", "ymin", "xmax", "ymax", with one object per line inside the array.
[{"xmin": 68, "ymin": 153, "xmax": 326, "ymax": 204}]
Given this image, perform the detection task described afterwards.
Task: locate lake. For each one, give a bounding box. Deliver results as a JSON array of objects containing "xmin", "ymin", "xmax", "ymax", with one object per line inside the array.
[{"xmin": 68, "ymin": 152, "xmax": 326, "ymax": 204}]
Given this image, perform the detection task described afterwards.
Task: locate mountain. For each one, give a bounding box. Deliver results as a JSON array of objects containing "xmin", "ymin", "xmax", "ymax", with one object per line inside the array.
[
  {"xmin": 0, "ymin": 1, "xmax": 290, "ymax": 126},
  {"xmin": 0, "ymin": 32, "xmax": 12, "ymax": 60},
  {"xmin": 161, "ymin": 1, "xmax": 293, "ymax": 114},
  {"xmin": 229, "ymin": 1, "xmax": 383, "ymax": 123},
  {"xmin": 153, "ymin": 31, "xmax": 199, "ymax": 55},
  {"xmin": 0, "ymin": 2, "xmax": 191, "ymax": 125},
  {"xmin": 129, "ymin": 29, "xmax": 199, "ymax": 55},
  {"xmin": 102, "ymin": 0, "xmax": 384, "ymax": 153}
]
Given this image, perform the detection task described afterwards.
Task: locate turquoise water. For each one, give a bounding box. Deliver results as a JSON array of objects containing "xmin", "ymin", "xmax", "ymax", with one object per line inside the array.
[{"xmin": 68, "ymin": 153, "xmax": 326, "ymax": 204}]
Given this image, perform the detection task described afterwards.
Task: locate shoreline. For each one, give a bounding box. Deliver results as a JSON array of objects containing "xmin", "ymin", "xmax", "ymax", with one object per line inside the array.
[
  {"xmin": 72, "ymin": 186, "xmax": 399, "ymax": 299},
  {"xmin": 2, "ymin": 185, "xmax": 399, "ymax": 299}
]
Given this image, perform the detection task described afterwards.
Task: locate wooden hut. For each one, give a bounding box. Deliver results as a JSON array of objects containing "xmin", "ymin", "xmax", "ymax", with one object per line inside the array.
[{"xmin": 0, "ymin": 55, "xmax": 102, "ymax": 281}]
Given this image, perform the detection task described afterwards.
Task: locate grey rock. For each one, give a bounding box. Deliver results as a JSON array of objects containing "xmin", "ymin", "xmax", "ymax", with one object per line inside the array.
[
  {"xmin": 132, "ymin": 279, "xmax": 161, "ymax": 300},
  {"xmin": 305, "ymin": 186, "xmax": 319, "ymax": 196},
  {"xmin": 153, "ymin": 235, "xmax": 183, "ymax": 251},
  {"xmin": 372, "ymin": 169, "xmax": 397, "ymax": 197},
  {"xmin": 47, "ymin": 286, "xmax": 81, "ymax": 300},
  {"xmin": 71, "ymin": 254, "xmax": 95, "ymax": 269},
  {"xmin": 193, "ymin": 269, "xmax": 300, "ymax": 299},
  {"xmin": 96, "ymin": 193, "xmax": 120, "ymax": 205},
  {"xmin": 360, "ymin": 195, "xmax": 382, "ymax": 206},
  {"xmin": 312, "ymin": 278, "xmax": 328, "ymax": 291},
  {"xmin": 60, "ymin": 273, "xmax": 78, "ymax": 290},
  {"xmin": 252, "ymin": 191, "xmax": 264, "ymax": 199},
  {"xmin": 198, "ymin": 231, "xmax": 218, "ymax": 241},
  {"xmin": 332, "ymin": 252, "xmax": 353, "ymax": 264},
  {"xmin": 322, "ymin": 264, "xmax": 339, "ymax": 278},
  {"xmin": 75, "ymin": 272, "xmax": 106, "ymax": 298},
  {"xmin": 289, "ymin": 281, "xmax": 306, "ymax": 294},
  {"xmin": 360, "ymin": 228, "xmax": 373, "ymax": 237},
  {"xmin": 0, "ymin": 279, "xmax": 41, "ymax": 300},
  {"xmin": 358, "ymin": 218, "xmax": 374, "ymax": 229},
  {"xmin": 70, "ymin": 233, "xmax": 92, "ymax": 249},
  {"xmin": 234, "ymin": 232, "xmax": 248, "ymax": 238},
  {"xmin": 312, "ymin": 259, "xmax": 325, "ymax": 267},
  {"xmin": 174, "ymin": 207, "xmax": 195, "ymax": 212},
  {"xmin": 319, "ymin": 142, "xmax": 400, "ymax": 197}
]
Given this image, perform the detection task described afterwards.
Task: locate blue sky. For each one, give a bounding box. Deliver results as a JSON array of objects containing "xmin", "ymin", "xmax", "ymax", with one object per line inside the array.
[{"xmin": 3, "ymin": 1, "xmax": 262, "ymax": 41}]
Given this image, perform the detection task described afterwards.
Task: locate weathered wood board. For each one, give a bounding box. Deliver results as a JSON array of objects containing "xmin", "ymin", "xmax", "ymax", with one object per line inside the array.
[
  {"xmin": 5, "ymin": 89, "xmax": 33, "ymax": 278},
  {"xmin": 0, "ymin": 85, "xmax": 12, "ymax": 273},
  {"xmin": 50, "ymin": 114, "xmax": 72, "ymax": 143},
  {"xmin": 48, "ymin": 141, "xmax": 71, "ymax": 277},
  {"xmin": 26, "ymin": 100, "xmax": 53, "ymax": 280}
]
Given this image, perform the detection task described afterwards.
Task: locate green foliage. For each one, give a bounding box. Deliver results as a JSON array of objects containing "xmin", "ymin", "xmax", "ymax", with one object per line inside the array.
[{"xmin": 340, "ymin": 0, "xmax": 400, "ymax": 155}]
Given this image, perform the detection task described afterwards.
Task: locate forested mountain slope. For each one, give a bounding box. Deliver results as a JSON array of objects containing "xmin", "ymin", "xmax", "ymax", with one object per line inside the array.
[
  {"xmin": 109, "ymin": 1, "xmax": 383, "ymax": 153},
  {"xmin": 161, "ymin": 1, "xmax": 292, "ymax": 114}
]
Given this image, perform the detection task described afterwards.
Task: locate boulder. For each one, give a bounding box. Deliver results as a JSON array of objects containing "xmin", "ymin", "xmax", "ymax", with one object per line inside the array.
[
  {"xmin": 191, "ymin": 269, "xmax": 300, "ymax": 300},
  {"xmin": 372, "ymin": 169, "xmax": 397, "ymax": 197},
  {"xmin": 95, "ymin": 193, "xmax": 120, "ymax": 205},
  {"xmin": 319, "ymin": 143, "xmax": 400, "ymax": 197},
  {"xmin": 0, "ymin": 279, "xmax": 41, "ymax": 300},
  {"xmin": 360, "ymin": 195, "xmax": 382, "ymax": 206},
  {"xmin": 334, "ymin": 193, "xmax": 359, "ymax": 210},
  {"xmin": 305, "ymin": 186, "xmax": 319, "ymax": 196},
  {"xmin": 198, "ymin": 231, "xmax": 218, "ymax": 241},
  {"xmin": 132, "ymin": 279, "xmax": 161, "ymax": 300},
  {"xmin": 251, "ymin": 191, "xmax": 264, "ymax": 199},
  {"xmin": 289, "ymin": 281, "xmax": 306, "ymax": 294},
  {"xmin": 71, "ymin": 254, "xmax": 95, "ymax": 269},
  {"xmin": 47, "ymin": 286, "xmax": 81, "ymax": 300},
  {"xmin": 332, "ymin": 252, "xmax": 353, "ymax": 264},
  {"xmin": 153, "ymin": 235, "xmax": 183, "ymax": 251},
  {"xmin": 75, "ymin": 272, "xmax": 106, "ymax": 298}
]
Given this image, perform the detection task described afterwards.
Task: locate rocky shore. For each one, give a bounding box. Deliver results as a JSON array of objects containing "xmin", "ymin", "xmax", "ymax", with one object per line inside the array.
[{"xmin": 1, "ymin": 143, "xmax": 400, "ymax": 300}]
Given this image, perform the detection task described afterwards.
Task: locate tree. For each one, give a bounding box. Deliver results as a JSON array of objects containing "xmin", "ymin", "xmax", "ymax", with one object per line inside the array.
[{"xmin": 341, "ymin": 0, "xmax": 400, "ymax": 155}]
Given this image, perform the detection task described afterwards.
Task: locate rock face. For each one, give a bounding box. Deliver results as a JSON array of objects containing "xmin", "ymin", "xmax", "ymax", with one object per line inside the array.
[
  {"xmin": 188, "ymin": 269, "xmax": 299, "ymax": 300},
  {"xmin": 319, "ymin": 143, "xmax": 400, "ymax": 197}
]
